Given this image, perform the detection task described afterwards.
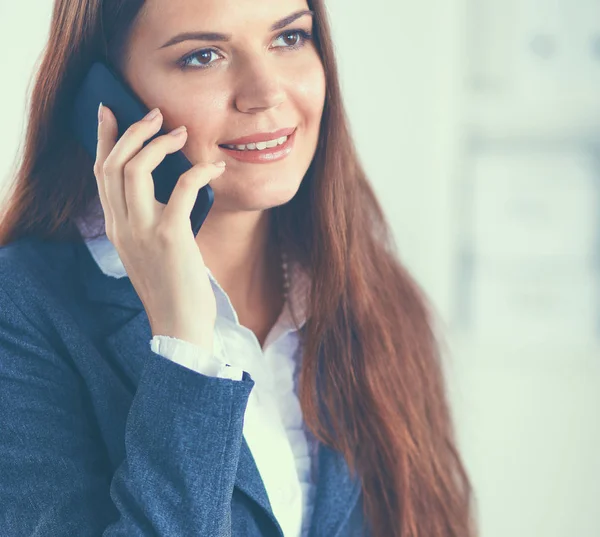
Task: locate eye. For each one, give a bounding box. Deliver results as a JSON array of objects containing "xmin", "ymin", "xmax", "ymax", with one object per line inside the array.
[
  {"xmin": 271, "ymin": 29, "xmax": 313, "ymax": 50},
  {"xmin": 177, "ymin": 28, "xmax": 313, "ymax": 71},
  {"xmin": 178, "ymin": 49, "xmax": 222, "ymax": 70}
]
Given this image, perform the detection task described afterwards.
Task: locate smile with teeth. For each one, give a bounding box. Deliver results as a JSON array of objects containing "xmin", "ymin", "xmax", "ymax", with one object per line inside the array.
[{"xmin": 221, "ymin": 136, "xmax": 289, "ymax": 151}]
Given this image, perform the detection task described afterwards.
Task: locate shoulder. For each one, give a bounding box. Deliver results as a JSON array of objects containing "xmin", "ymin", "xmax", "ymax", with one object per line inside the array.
[
  {"xmin": 0, "ymin": 235, "xmax": 76, "ymax": 270},
  {"xmin": 0, "ymin": 236, "xmax": 82, "ymax": 323}
]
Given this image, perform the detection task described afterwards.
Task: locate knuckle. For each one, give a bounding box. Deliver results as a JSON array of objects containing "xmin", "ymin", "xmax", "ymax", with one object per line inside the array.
[
  {"xmin": 155, "ymin": 223, "xmax": 178, "ymax": 244},
  {"xmin": 93, "ymin": 162, "xmax": 103, "ymax": 177},
  {"xmin": 129, "ymin": 118, "xmax": 157, "ymax": 138},
  {"xmin": 126, "ymin": 122, "xmax": 143, "ymax": 137},
  {"xmin": 180, "ymin": 167, "xmax": 207, "ymax": 188},
  {"xmin": 123, "ymin": 159, "xmax": 141, "ymax": 177},
  {"xmin": 178, "ymin": 173, "xmax": 198, "ymax": 189},
  {"xmin": 102, "ymin": 158, "xmax": 116, "ymax": 176}
]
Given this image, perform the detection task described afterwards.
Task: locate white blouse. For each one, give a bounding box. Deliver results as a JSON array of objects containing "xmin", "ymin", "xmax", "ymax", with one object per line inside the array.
[{"xmin": 75, "ymin": 217, "xmax": 317, "ymax": 537}]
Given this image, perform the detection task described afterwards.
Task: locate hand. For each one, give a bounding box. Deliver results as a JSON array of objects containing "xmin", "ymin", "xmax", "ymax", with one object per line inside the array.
[{"xmin": 94, "ymin": 104, "xmax": 225, "ymax": 352}]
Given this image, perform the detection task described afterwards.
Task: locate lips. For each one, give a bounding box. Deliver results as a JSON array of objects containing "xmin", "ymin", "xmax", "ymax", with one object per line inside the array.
[
  {"xmin": 219, "ymin": 127, "xmax": 296, "ymax": 147},
  {"xmin": 218, "ymin": 129, "xmax": 297, "ymax": 164}
]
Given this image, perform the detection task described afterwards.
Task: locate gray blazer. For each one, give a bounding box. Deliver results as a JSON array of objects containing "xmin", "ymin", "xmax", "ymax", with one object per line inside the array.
[{"xmin": 0, "ymin": 236, "xmax": 369, "ymax": 537}]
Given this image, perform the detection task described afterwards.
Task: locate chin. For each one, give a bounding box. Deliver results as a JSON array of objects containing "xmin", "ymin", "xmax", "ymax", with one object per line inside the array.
[{"xmin": 213, "ymin": 174, "xmax": 303, "ymax": 211}]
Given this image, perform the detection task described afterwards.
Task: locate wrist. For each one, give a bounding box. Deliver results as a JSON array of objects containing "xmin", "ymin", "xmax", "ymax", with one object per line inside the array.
[{"xmin": 150, "ymin": 323, "xmax": 215, "ymax": 353}]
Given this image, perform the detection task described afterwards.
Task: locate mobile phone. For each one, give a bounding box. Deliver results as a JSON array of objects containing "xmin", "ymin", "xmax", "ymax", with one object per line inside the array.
[{"xmin": 70, "ymin": 61, "xmax": 214, "ymax": 237}]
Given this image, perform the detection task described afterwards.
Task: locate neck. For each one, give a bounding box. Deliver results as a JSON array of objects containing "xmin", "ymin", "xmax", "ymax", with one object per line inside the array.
[{"xmin": 195, "ymin": 209, "xmax": 283, "ymax": 315}]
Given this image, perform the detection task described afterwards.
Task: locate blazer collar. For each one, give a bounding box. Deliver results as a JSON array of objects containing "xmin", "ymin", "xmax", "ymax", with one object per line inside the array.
[{"xmin": 74, "ymin": 239, "xmax": 362, "ymax": 537}]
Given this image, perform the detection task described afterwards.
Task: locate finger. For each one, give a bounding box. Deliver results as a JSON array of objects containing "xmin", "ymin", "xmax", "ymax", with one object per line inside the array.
[
  {"xmin": 123, "ymin": 126, "xmax": 190, "ymax": 229},
  {"xmin": 97, "ymin": 105, "xmax": 130, "ymax": 224},
  {"xmin": 160, "ymin": 162, "xmax": 226, "ymax": 229},
  {"xmin": 103, "ymin": 107, "xmax": 164, "ymax": 224},
  {"xmin": 94, "ymin": 103, "xmax": 117, "ymax": 226}
]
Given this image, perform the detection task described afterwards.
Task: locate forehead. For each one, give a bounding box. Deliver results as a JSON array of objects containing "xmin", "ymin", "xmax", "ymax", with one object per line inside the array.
[{"xmin": 137, "ymin": 0, "xmax": 311, "ymax": 37}]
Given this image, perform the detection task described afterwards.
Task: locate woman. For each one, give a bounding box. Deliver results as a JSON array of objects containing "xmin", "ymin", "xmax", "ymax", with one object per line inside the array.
[{"xmin": 0, "ymin": 0, "xmax": 477, "ymax": 536}]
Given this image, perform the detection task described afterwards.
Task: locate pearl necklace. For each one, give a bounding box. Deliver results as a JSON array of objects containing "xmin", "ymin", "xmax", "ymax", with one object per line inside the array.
[
  {"xmin": 277, "ymin": 225, "xmax": 290, "ymax": 303},
  {"xmin": 281, "ymin": 247, "xmax": 290, "ymax": 303}
]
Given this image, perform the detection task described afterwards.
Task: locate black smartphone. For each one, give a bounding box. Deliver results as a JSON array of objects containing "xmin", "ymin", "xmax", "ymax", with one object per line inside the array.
[{"xmin": 70, "ymin": 61, "xmax": 214, "ymax": 237}]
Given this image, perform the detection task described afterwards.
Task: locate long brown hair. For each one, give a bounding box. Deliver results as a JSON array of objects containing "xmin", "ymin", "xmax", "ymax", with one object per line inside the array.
[{"xmin": 0, "ymin": 1, "xmax": 478, "ymax": 535}]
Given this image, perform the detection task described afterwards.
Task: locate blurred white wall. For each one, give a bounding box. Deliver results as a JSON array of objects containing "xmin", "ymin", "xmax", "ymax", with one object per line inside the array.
[
  {"xmin": 0, "ymin": 2, "xmax": 54, "ymax": 194},
  {"xmin": 1, "ymin": 1, "xmax": 599, "ymax": 536}
]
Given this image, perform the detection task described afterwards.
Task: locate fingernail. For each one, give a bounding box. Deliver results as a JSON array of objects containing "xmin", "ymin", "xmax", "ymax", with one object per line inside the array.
[
  {"xmin": 98, "ymin": 102, "xmax": 103, "ymax": 124},
  {"xmin": 214, "ymin": 161, "xmax": 226, "ymax": 167},
  {"xmin": 143, "ymin": 108, "xmax": 160, "ymax": 121},
  {"xmin": 170, "ymin": 125, "xmax": 187, "ymax": 136}
]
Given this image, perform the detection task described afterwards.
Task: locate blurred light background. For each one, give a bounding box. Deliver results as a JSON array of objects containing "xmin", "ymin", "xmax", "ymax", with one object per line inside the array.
[{"xmin": 1, "ymin": 1, "xmax": 598, "ymax": 536}]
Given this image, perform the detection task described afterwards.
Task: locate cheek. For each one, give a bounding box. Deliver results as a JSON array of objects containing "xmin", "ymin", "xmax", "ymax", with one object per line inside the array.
[
  {"xmin": 160, "ymin": 85, "xmax": 229, "ymax": 146},
  {"xmin": 289, "ymin": 62, "xmax": 326, "ymax": 123}
]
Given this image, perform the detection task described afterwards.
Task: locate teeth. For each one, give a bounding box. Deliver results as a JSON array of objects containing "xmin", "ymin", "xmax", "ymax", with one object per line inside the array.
[{"xmin": 223, "ymin": 135, "xmax": 289, "ymax": 151}]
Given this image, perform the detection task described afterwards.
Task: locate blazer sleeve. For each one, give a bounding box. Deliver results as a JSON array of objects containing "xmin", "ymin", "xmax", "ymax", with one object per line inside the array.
[{"xmin": 0, "ymin": 285, "xmax": 255, "ymax": 537}]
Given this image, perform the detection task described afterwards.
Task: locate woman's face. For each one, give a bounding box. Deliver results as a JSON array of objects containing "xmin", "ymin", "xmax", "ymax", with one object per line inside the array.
[{"xmin": 124, "ymin": 0, "xmax": 326, "ymax": 212}]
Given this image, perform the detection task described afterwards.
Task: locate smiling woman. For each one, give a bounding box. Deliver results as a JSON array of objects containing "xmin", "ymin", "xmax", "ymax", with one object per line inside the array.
[{"xmin": 0, "ymin": 1, "xmax": 477, "ymax": 537}]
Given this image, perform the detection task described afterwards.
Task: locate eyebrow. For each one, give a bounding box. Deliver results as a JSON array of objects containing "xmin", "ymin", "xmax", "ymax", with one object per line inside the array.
[{"xmin": 158, "ymin": 9, "xmax": 314, "ymax": 50}]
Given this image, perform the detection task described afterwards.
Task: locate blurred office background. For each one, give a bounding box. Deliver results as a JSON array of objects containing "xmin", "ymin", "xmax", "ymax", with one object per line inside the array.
[{"xmin": 1, "ymin": 1, "xmax": 598, "ymax": 536}]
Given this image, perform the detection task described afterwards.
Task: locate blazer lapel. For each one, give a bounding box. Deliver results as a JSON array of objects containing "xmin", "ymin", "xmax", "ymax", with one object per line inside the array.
[
  {"xmin": 235, "ymin": 439, "xmax": 285, "ymax": 534},
  {"xmin": 308, "ymin": 443, "xmax": 363, "ymax": 537}
]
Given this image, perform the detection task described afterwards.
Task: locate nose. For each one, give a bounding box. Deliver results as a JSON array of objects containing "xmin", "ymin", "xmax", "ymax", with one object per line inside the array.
[{"xmin": 234, "ymin": 56, "xmax": 286, "ymax": 114}]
